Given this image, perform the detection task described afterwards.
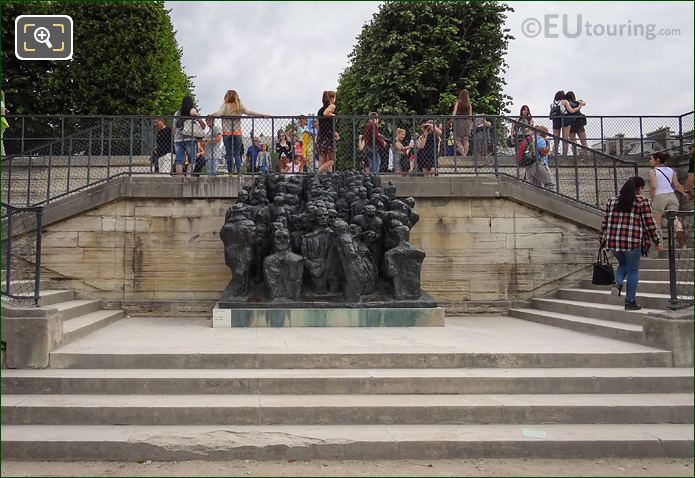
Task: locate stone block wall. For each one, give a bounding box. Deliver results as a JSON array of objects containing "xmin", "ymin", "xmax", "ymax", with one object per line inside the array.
[{"xmin": 39, "ymin": 195, "xmax": 597, "ymax": 313}]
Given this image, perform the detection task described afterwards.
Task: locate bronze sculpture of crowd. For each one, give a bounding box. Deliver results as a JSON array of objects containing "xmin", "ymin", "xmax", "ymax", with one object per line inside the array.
[{"xmin": 219, "ymin": 172, "xmax": 426, "ymax": 305}]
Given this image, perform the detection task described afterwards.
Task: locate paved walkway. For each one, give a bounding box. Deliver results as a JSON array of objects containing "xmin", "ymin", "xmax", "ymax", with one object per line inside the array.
[{"xmin": 55, "ymin": 316, "xmax": 665, "ymax": 355}]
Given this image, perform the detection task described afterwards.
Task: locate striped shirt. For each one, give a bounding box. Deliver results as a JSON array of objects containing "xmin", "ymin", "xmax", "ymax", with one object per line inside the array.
[{"xmin": 600, "ymin": 195, "xmax": 660, "ymax": 252}]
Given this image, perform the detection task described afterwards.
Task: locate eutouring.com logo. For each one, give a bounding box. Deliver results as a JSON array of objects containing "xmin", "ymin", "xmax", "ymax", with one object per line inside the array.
[{"xmin": 521, "ymin": 14, "xmax": 681, "ymax": 41}]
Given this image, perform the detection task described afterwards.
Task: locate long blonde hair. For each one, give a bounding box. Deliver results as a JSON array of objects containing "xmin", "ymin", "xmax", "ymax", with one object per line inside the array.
[
  {"xmin": 222, "ymin": 89, "xmax": 242, "ymax": 115},
  {"xmin": 455, "ymin": 89, "xmax": 472, "ymax": 116}
]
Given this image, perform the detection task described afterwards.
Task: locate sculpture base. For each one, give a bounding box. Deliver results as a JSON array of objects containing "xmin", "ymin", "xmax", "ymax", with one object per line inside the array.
[
  {"xmin": 219, "ymin": 290, "xmax": 439, "ymax": 309},
  {"xmin": 212, "ymin": 303, "xmax": 445, "ymax": 328}
]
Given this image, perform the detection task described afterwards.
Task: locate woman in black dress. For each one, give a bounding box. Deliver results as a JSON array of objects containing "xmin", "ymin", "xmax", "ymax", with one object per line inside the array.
[
  {"xmin": 415, "ymin": 119, "xmax": 442, "ymax": 176},
  {"xmin": 316, "ymin": 90, "xmax": 338, "ymax": 172}
]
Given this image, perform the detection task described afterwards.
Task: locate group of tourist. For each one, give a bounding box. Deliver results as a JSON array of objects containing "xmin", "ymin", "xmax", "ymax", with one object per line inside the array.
[{"xmin": 600, "ymin": 144, "xmax": 693, "ymax": 310}]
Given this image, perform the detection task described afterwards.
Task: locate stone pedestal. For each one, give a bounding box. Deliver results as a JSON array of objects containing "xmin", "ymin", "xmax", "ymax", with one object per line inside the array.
[
  {"xmin": 642, "ymin": 308, "xmax": 694, "ymax": 366},
  {"xmin": 212, "ymin": 303, "xmax": 444, "ymax": 328},
  {"xmin": 1, "ymin": 304, "xmax": 63, "ymax": 368}
]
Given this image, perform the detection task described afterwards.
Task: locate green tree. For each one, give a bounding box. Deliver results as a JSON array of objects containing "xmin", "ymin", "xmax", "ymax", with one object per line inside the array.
[
  {"xmin": 336, "ymin": 1, "xmax": 513, "ymax": 116},
  {"xmin": 1, "ymin": 1, "xmax": 193, "ymax": 115}
]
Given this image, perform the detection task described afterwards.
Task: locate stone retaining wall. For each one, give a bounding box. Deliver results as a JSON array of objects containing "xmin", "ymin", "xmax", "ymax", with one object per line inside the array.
[{"xmin": 39, "ymin": 187, "xmax": 598, "ymax": 314}]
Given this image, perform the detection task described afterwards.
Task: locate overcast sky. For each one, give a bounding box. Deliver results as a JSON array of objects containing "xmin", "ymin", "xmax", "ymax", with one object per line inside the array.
[{"xmin": 167, "ymin": 1, "xmax": 694, "ymax": 118}]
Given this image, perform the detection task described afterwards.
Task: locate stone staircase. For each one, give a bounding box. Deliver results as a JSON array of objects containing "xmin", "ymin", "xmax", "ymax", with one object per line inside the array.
[
  {"xmin": 2, "ymin": 280, "xmax": 124, "ymax": 346},
  {"xmin": 509, "ymin": 250, "xmax": 693, "ymax": 345},
  {"xmin": 1, "ymin": 316, "xmax": 693, "ymax": 461}
]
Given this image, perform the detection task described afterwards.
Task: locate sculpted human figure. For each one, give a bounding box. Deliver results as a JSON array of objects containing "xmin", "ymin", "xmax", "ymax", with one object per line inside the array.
[
  {"xmin": 403, "ymin": 196, "xmax": 420, "ymax": 227},
  {"xmin": 264, "ymin": 227, "xmax": 304, "ymax": 300},
  {"xmin": 300, "ymin": 207, "xmax": 333, "ymax": 294},
  {"xmin": 219, "ymin": 203, "xmax": 257, "ymax": 298},
  {"xmin": 250, "ymin": 199, "xmax": 271, "ymax": 284},
  {"xmin": 270, "ymin": 194, "xmax": 291, "ymax": 226},
  {"xmin": 384, "ymin": 225, "xmax": 425, "ymax": 300},
  {"xmin": 333, "ymin": 220, "xmax": 377, "ymax": 301},
  {"xmin": 352, "ymin": 204, "xmax": 384, "ymax": 263},
  {"xmin": 351, "ymin": 187, "xmax": 369, "ymax": 219}
]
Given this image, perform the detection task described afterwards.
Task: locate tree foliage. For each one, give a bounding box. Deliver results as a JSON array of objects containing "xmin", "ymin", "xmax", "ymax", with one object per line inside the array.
[
  {"xmin": 1, "ymin": 1, "xmax": 193, "ymax": 115},
  {"xmin": 336, "ymin": 1, "xmax": 513, "ymax": 116}
]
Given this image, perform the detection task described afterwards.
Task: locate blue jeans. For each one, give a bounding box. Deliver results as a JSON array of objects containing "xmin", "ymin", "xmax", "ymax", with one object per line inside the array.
[
  {"xmin": 613, "ymin": 247, "xmax": 641, "ymax": 302},
  {"xmin": 223, "ymin": 135, "xmax": 243, "ymax": 173},
  {"xmin": 365, "ymin": 147, "xmax": 381, "ymax": 174},
  {"xmin": 207, "ymin": 157, "xmax": 218, "ymax": 177},
  {"xmin": 175, "ymin": 140, "xmax": 197, "ymax": 168}
]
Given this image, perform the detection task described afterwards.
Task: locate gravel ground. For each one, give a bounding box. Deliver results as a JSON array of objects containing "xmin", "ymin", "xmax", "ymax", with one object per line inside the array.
[{"xmin": 2, "ymin": 458, "xmax": 693, "ymax": 477}]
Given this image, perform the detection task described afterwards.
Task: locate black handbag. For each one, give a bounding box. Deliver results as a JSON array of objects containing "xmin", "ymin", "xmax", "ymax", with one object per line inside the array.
[{"xmin": 592, "ymin": 248, "xmax": 615, "ymax": 285}]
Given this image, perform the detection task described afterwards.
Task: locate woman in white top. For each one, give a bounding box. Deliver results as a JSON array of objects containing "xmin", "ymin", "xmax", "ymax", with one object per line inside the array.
[
  {"xmin": 213, "ymin": 90, "xmax": 269, "ymax": 175},
  {"xmin": 648, "ymin": 151, "xmax": 686, "ymax": 246},
  {"xmin": 174, "ymin": 95, "xmax": 206, "ymax": 176}
]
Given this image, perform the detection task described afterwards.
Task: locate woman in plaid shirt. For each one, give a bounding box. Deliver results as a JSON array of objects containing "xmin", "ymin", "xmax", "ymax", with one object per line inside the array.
[{"xmin": 600, "ymin": 177, "xmax": 662, "ymax": 310}]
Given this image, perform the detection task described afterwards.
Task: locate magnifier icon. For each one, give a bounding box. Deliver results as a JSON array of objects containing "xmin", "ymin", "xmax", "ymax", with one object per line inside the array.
[{"xmin": 33, "ymin": 27, "xmax": 53, "ymax": 49}]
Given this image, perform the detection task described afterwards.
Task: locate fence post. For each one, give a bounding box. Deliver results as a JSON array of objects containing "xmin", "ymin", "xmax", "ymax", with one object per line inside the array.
[
  {"xmin": 21, "ymin": 117, "xmax": 25, "ymax": 153},
  {"xmin": 573, "ymin": 148, "xmax": 580, "ymax": 202},
  {"xmin": 492, "ymin": 116, "xmax": 499, "ymax": 177},
  {"xmin": 107, "ymin": 122, "xmax": 113, "ymax": 179},
  {"xmin": 100, "ymin": 118, "xmax": 105, "ymax": 156},
  {"xmin": 271, "ymin": 118, "xmax": 275, "ymax": 174},
  {"xmin": 332, "ymin": 116, "xmax": 337, "ymax": 172},
  {"xmin": 639, "ymin": 117, "xmax": 644, "ymax": 159},
  {"xmin": 33, "ymin": 208, "xmax": 43, "ymax": 307},
  {"xmin": 5, "ymin": 209, "xmax": 12, "ymax": 298},
  {"xmin": 61, "ymin": 116, "xmax": 65, "ymax": 156},
  {"xmin": 46, "ymin": 144, "xmax": 52, "ymax": 204},
  {"xmin": 5, "ymin": 155, "xmax": 11, "ymax": 204},
  {"xmin": 554, "ymin": 134, "xmax": 560, "ymax": 193},
  {"xmin": 593, "ymin": 150, "xmax": 600, "ymax": 208},
  {"xmin": 391, "ymin": 117, "xmax": 396, "ymax": 175},
  {"xmin": 472, "ymin": 118, "xmax": 479, "ymax": 176},
  {"xmin": 352, "ymin": 118, "xmax": 357, "ymax": 171},
  {"xmin": 678, "ymin": 115, "xmax": 684, "ymax": 157},
  {"xmin": 26, "ymin": 154, "xmax": 32, "ymax": 207},
  {"xmin": 87, "ymin": 129, "xmax": 92, "ymax": 185},
  {"xmin": 66, "ymin": 138, "xmax": 72, "ymax": 193},
  {"xmin": 666, "ymin": 212, "xmax": 679, "ymax": 310},
  {"xmin": 412, "ymin": 117, "xmax": 418, "ymax": 176},
  {"xmin": 129, "ymin": 117, "xmax": 134, "ymax": 175},
  {"xmin": 600, "ymin": 116, "xmax": 605, "ymax": 153}
]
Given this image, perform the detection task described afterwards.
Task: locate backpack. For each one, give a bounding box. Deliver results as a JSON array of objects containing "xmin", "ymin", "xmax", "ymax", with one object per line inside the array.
[
  {"xmin": 517, "ymin": 135, "xmax": 536, "ymax": 167},
  {"xmin": 549, "ymin": 101, "xmax": 562, "ymax": 118}
]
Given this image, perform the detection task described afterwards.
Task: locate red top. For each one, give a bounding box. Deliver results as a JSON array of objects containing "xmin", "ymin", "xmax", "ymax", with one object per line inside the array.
[
  {"xmin": 363, "ymin": 122, "xmax": 386, "ymax": 149},
  {"xmin": 599, "ymin": 195, "xmax": 660, "ymax": 252}
]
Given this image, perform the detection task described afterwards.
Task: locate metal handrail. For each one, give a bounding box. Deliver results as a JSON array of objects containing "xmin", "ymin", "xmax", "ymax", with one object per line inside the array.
[
  {"xmin": 1, "ymin": 202, "xmax": 44, "ymax": 307},
  {"xmin": 1, "ymin": 112, "xmax": 691, "ymax": 213},
  {"xmin": 664, "ymin": 210, "xmax": 694, "ymax": 310}
]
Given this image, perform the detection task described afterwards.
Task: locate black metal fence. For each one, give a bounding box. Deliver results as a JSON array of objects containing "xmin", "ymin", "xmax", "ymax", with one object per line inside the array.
[
  {"xmin": 1, "ymin": 112, "xmax": 692, "ymax": 213},
  {"xmin": 665, "ymin": 211, "xmax": 694, "ymax": 310},
  {"xmin": 1, "ymin": 203, "xmax": 43, "ymax": 306}
]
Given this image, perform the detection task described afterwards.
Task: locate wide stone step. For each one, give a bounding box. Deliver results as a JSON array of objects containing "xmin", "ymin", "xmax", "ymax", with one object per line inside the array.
[
  {"xmin": 0, "ymin": 279, "xmax": 51, "ymax": 290},
  {"xmin": 2, "ymin": 424, "xmax": 692, "ymax": 460},
  {"xmin": 581, "ymin": 279, "xmax": 693, "ymax": 296},
  {"xmin": 2, "ymin": 393, "xmax": 692, "ymax": 426},
  {"xmin": 658, "ymin": 249, "xmax": 694, "ymax": 259},
  {"xmin": 52, "ymin": 299, "xmax": 102, "ymax": 321},
  {"xmin": 37, "ymin": 289, "xmax": 74, "ymax": 307},
  {"xmin": 531, "ymin": 298, "xmax": 653, "ymax": 326},
  {"xmin": 509, "ymin": 309, "xmax": 643, "ymax": 344},
  {"xmin": 640, "ymin": 258, "xmax": 671, "ymax": 269},
  {"xmin": 62, "ymin": 310, "xmax": 125, "ymax": 344},
  {"xmin": 640, "ymin": 269, "xmax": 693, "ymax": 281},
  {"xmin": 557, "ymin": 288, "xmax": 671, "ymax": 310},
  {"xmin": 48, "ymin": 349, "xmax": 674, "ymax": 369},
  {"xmin": 3, "ymin": 368, "xmax": 692, "ymax": 395}
]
